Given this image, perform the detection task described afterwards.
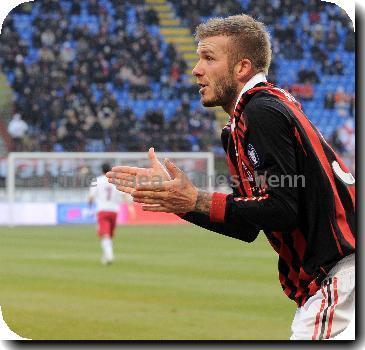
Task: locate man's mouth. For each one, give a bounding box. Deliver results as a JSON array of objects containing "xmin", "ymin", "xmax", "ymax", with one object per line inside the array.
[{"xmin": 198, "ymin": 83, "xmax": 208, "ymax": 93}]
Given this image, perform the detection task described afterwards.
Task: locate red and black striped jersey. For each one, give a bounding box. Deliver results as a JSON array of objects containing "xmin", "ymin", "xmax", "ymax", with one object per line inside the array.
[{"xmin": 180, "ymin": 82, "xmax": 355, "ymax": 306}]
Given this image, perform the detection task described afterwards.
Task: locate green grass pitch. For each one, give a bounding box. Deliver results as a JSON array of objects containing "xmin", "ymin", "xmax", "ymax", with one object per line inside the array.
[{"xmin": 0, "ymin": 224, "xmax": 295, "ymax": 340}]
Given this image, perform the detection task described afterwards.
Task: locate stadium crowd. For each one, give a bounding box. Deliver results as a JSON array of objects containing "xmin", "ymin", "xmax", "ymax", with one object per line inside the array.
[
  {"xmin": 0, "ymin": 0, "xmax": 355, "ymax": 172},
  {"xmin": 1, "ymin": 0, "xmax": 215, "ymax": 153}
]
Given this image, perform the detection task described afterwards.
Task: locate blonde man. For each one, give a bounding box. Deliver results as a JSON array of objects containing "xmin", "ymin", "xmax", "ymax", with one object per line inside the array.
[{"xmin": 108, "ymin": 15, "xmax": 355, "ymax": 340}]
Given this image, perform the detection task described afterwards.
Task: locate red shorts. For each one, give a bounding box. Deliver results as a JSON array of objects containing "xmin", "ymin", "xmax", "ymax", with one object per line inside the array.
[{"xmin": 97, "ymin": 211, "xmax": 118, "ymax": 238}]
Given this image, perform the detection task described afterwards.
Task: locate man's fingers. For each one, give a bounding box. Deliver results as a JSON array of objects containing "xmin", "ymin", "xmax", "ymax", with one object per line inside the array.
[
  {"xmin": 107, "ymin": 172, "xmax": 170, "ymax": 191},
  {"xmin": 109, "ymin": 167, "xmax": 138, "ymax": 176},
  {"xmin": 111, "ymin": 173, "xmax": 137, "ymax": 181},
  {"xmin": 108, "ymin": 173, "xmax": 136, "ymax": 182},
  {"xmin": 116, "ymin": 185, "xmax": 135, "ymax": 194},
  {"xmin": 107, "ymin": 171, "xmax": 165, "ymax": 184},
  {"xmin": 108, "ymin": 172, "xmax": 156, "ymax": 186},
  {"xmin": 148, "ymin": 148, "xmax": 172, "ymax": 180},
  {"xmin": 109, "ymin": 166, "xmax": 149, "ymax": 176},
  {"xmin": 135, "ymin": 181, "xmax": 171, "ymax": 191},
  {"xmin": 148, "ymin": 147, "xmax": 160, "ymax": 167},
  {"xmin": 113, "ymin": 181, "xmax": 136, "ymax": 190},
  {"xmin": 142, "ymin": 204, "xmax": 169, "ymax": 212},
  {"xmin": 132, "ymin": 190, "xmax": 167, "ymax": 199},
  {"xmin": 108, "ymin": 175, "xmax": 136, "ymax": 189},
  {"xmin": 133, "ymin": 197, "xmax": 163, "ymax": 205},
  {"xmin": 164, "ymin": 158, "xmax": 182, "ymax": 179}
]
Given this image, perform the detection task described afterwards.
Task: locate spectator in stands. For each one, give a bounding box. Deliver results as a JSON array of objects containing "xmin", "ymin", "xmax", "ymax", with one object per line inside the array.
[
  {"xmin": 311, "ymin": 23, "xmax": 324, "ymax": 44},
  {"xmin": 43, "ymin": 120, "xmax": 59, "ymax": 152},
  {"xmin": 334, "ymin": 86, "xmax": 351, "ymax": 117},
  {"xmin": 282, "ymin": 39, "xmax": 304, "ymax": 60},
  {"xmin": 274, "ymin": 23, "xmax": 296, "ymax": 42},
  {"xmin": 322, "ymin": 57, "xmax": 344, "ymax": 76},
  {"xmin": 298, "ymin": 65, "xmax": 320, "ymax": 84},
  {"xmin": 88, "ymin": 0, "xmax": 100, "ymax": 16},
  {"xmin": 329, "ymin": 128, "xmax": 346, "ymax": 155},
  {"xmin": 322, "ymin": 59, "xmax": 334, "ymax": 75},
  {"xmin": 324, "ymin": 92, "xmax": 335, "ymax": 109},
  {"xmin": 39, "ymin": 46, "xmax": 56, "ymax": 64},
  {"xmin": 60, "ymin": 109, "xmax": 84, "ymax": 151},
  {"xmin": 60, "ymin": 42, "xmax": 75, "ymax": 63},
  {"xmin": 309, "ymin": 8, "xmax": 321, "ymax": 24},
  {"xmin": 41, "ymin": 28, "xmax": 56, "ymax": 47},
  {"xmin": 311, "ymin": 43, "xmax": 328, "ymax": 63},
  {"xmin": 85, "ymin": 116, "xmax": 105, "ymax": 152},
  {"xmin": 326, "ymin": 24, "xmax": 339, "ymax": 51},
  {"xmin": 293, "ymin": 39, "xmax": 304, "ymax": 59},
  {"xmin": 290, "ymin": 83, "xmax": 314, "ymax": 101},
  {"xmin": 333, "ymin": 56, "xmax": 344, "ymax": 75},
  {"xmin": 71, "ymin": 1, "xmax": 81, "ymax": 15},
  {"xmin": 144, "ymin": 7, "xmax": 159, "ymax": 25},
  {"xmin": 339, "ymin": 119, "xmax": 355, "ymax": 153},
  {"xmin": 7, "ymin": 113, "xmax": 28, "ymax": 151}
]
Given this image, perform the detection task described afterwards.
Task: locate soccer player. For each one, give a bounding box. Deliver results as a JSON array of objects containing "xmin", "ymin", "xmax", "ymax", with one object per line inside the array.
[
  {"xmin": 107, "ymin": 15, "xmax": 355, "ymax": 339},
  {"xmin": 89, "ymin": 163, "xmax": 135, "ymax": 265}
]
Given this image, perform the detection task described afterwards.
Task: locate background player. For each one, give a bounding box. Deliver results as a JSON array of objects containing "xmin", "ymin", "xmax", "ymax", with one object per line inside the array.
[{"xmin": 89, "ymin": 163, "xmax": 135, "ymax": 265}]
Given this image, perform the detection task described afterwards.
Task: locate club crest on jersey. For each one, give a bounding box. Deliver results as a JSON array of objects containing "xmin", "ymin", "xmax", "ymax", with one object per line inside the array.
[{"xmin": 247, "ymin": 144, "xmax": 260, "ymax": 168}]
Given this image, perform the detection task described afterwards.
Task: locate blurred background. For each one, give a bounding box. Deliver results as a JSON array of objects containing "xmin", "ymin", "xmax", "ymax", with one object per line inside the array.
[{"xmin": 0, "ymin": 0, "xmax": 356, "ymax": 340}]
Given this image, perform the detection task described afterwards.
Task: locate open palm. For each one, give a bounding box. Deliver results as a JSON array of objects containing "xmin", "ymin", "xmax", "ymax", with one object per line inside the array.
[{"xmin": 106, "ymin": 147, "xmax": 170, "ymax": 194}]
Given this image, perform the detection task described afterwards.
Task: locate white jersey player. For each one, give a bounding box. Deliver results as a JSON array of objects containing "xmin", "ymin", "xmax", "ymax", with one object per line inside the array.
[{"xmin": 88, "ymin": 163, "xmax": 135, "ymax": 264}]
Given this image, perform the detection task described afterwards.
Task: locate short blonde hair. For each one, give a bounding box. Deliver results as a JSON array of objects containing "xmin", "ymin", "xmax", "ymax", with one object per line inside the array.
[{"xmin": 195, "ymin": 14, "xmax": 272, "ymax": 75}]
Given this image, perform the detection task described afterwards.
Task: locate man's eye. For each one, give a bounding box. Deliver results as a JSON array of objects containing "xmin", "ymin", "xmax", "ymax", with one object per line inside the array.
[{"xmin": 206, "ymin": 56, "xmax": 213, "ymax": 61}]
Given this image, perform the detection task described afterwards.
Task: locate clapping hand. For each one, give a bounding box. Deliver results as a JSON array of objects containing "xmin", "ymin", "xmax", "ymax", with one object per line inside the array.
[
  {"xmin": 106, "ymin": 147, "xmax": 170, "ymax": 194},
  {"xmin": 132, "ymin": 158, "xmax": 198, "ymax": 213},
  {"xmin": 107, "ymin": 148, "xmax": 198, "ymax": 213}
]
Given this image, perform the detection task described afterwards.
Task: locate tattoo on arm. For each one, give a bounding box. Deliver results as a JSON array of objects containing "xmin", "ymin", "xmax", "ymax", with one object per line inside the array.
[{"xmin": 194, "ymin": 190, "xmax": 213, "ymax": 215}]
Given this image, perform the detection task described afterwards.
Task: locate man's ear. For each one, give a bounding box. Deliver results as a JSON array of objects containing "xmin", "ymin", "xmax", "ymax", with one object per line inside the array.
[{"xmin": 234, "ymin": 59, "xmax": 253, "ymax": 82}]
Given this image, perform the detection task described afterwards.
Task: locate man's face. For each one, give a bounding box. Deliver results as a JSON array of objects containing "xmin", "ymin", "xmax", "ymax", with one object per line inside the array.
[{"xmin": 192, "ymin": 35, "xmax": 239, "ymax": 108}]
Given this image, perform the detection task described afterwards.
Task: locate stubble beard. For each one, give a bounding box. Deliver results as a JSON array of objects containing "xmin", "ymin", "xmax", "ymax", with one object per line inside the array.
[{"xmin": 201, "ymin": 71, "xmax": 239, "ymax": 108}]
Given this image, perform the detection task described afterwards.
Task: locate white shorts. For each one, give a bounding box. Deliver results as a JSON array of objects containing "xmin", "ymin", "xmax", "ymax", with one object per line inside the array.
[{"xmin": 290, "ymin": 254, "xmax": 355, "ymax": 340}]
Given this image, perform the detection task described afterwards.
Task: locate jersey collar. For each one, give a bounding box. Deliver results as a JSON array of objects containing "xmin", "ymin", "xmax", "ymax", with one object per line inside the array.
[{"xmin": 234, "ymin": 72, "xmax": 267, "ymax": 111}]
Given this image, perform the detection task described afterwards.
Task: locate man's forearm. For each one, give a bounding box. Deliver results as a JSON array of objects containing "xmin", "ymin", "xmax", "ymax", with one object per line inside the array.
[
  {"xmin": 194, "ymin": 190, "xmax": 213, "ymax": 215},
  {"xmin": 180, "ymin": 192, "xmax": 260, "ymax": 243}
]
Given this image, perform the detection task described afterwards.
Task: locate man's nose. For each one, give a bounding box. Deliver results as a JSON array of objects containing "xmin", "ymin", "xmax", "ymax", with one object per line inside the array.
[{"xmin": 192, "ymin": 61, "xmax": 203, "ymax": 77}]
